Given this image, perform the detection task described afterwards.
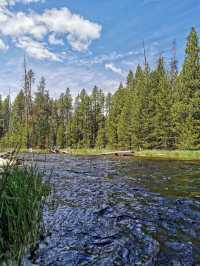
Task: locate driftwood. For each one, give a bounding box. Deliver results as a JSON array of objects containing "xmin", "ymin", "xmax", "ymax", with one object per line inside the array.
[{"xmin": 49, "ymin": 147, "xmax": 60, "ymax": 154}]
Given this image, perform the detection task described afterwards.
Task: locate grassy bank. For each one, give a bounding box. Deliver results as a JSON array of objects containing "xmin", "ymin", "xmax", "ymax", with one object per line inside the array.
[
  {"xmin": 62, "ymin": 148, "xmax": 200, "ymax": 160},
  {"xmin": 135, "ymin": 150, "xmax": 200, "ymax": 160},
  {"xmin": 0, "ymin": 165, "xmax": 49, "ymax": 264}
]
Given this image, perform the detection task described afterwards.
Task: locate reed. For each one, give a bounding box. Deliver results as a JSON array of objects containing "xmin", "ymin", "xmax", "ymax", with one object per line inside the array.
[{"xmin": 0, "ymin": 165, "xmax": 49, "ymax": 265}]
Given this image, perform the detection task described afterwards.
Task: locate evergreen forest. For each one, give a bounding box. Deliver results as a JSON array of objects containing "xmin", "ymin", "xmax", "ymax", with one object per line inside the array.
[{"xmin": 0, "ymin": 27, "xmax": 200, "ymax": 151}]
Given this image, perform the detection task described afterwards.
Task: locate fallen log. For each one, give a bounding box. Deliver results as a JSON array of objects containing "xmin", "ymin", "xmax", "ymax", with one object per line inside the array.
[
  {"xmin": 95, "ymin": 150, "xmax": 134, "ymax": 156},
  {"xmin": 114, "ymin": 151, "xmax": 134, "ymax": 156},
  {"xmin": 49, "ymin": 148, "xmax": 60, "ymax": 154}
]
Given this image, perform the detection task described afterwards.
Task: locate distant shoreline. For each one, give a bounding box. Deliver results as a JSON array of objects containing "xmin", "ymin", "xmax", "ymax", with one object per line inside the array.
[{"xmin": 3, "ymin": 148, "xmax": 200, "ymax": 161}]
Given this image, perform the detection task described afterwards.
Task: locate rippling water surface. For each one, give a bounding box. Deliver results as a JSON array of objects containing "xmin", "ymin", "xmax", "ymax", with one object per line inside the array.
[{"xmin": 24, "ymin": 154, "xmax": 200, "ymax": 266}]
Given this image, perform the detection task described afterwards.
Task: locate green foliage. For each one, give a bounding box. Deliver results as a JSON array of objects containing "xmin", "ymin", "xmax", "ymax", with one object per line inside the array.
[
  {"xmin": 0, "ymin": 165, "xmax": 49, "ymax": 264},
  {"xmin": 107, "ymin": 83, "xmax": 126, "ymax": 148},
  {"xmin": 33, "ymin": 77, "xmax": 51, "ymax": 148},
  {"xmin": 172, "ymin": 27, "xmax": 200, "ymax": 149},
  {"xmin": 56, "ymin": 123, "xmax": 66, "ymax": 148},
  {"xmin": 96, "ymin": 127, "xmax": 107, "ymax": 148}
]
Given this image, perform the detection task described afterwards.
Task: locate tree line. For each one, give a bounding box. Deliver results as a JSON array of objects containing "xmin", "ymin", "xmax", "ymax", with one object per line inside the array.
[{"xmin": 0, "ymin": 27, "xmax": 200, "ymax": 150}]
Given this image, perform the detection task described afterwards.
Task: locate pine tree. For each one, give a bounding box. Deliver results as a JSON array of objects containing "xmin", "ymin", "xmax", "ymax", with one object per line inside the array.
[
  {"xmin": 107, "ymin": 83, "xmax": 126, "ymax": 148},
  {"xmin": 56, "ymin": 123, "xmax": 65, "ymax": 148},
  {"xmin": 117, "ymin": 75, "xmax": 135, "ymax": 149},
  {"xmin": 90, "ymin": 86, "xmax": 105, "ymax": 147},
  {"xmin": 131, "ymin": 64, "xmax": 151, "ymax": 149},
  {"xmin": 49, "ymin": 99, "xmax": 58, "ymax": 148},
  {"xmin": 127, "ymin": 70, "xmax": 134, "ymax": 90},
  {"xmin": 0, "ymin": 95, "xmax": 3, "ymax": 138},
  {"xmin": 130, "ymin": 65, "xmax": 143, "ymax": 149},
  {"xmin": 1, "ymin": 96, "xmax": 11, "ymax": 135},
  {"xmin": 10, "ymin": 90, "xmax": 27, "ymax": 146},
  {"xmin": 105, "ymin": 92, "xmax": 112, "ymax": 116},
  {"xmin": 34, "ymin": 77, "xmax": 51, "ymax": 148},
  {"xmin": 96, "ymin": 127, "xmax": 107, "ymax": 148},
  {"xmin": 117, "ymin": 94, "xmax": 133, "ymax": 149},
  {"xmin": 172, "ymin": 27, "xmax": 200, "ymax": 149},
  {"xmin": 56, "ymin": 88, "xmax": 72, "ymax": 148},
  {"xmin": 152, "ymin": 57, "xmax": 174, "ymax": 148},
  {"xmin": 67, "ymin": 89, "xmax": 92, "ymax": 148}
]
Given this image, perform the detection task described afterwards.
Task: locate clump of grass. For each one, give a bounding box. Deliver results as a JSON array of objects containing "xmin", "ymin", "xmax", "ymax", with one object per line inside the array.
[{"xmin": 0, "ymin": 165, "xmax": 50, "ymax": 264}]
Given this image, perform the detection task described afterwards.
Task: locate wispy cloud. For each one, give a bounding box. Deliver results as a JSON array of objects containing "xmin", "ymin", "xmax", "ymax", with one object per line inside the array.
[
  {"xmin": 16, "ymin": 36, "xmax": 61, "ymax": 61},
  {"xmin": 105, "ymin": 63, "xmax": 126, "ymax": 76},
  {"xmin": 0, "ymin": 38, "xmax": 8, "ymax": 50}
]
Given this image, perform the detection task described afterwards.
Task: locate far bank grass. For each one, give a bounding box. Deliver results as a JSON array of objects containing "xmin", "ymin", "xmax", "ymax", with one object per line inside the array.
[
  {"xmin": 64, "ymin": 148, "xmax": 200, "ymax": 160},
  {"xmin": 135, "ymin": 150, "xmax": 200, "ymax": 160}
]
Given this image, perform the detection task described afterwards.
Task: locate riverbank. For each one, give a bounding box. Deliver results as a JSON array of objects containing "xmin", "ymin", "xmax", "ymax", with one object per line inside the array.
[
  {"xmin": 2, "ymin": 148, "xmax": 200, "ymax": 161},
  {"xmin": 66, "ymin": 149, "xmax": 200, "ymax": 160},
  {"xmin": 60, "ymin": 148, "xmax": 133, "ymax": 156}
]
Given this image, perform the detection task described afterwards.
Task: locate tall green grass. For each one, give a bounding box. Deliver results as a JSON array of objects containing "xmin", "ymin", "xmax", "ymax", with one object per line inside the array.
[{"xmin": 0, "ymin": 165, "xmax": 49, "ymax": 265}]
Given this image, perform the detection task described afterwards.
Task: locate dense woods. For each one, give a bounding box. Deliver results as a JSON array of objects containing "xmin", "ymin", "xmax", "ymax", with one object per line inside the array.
[{"xmin": 0, "ymin": 27, "xmax": 200, "ymax": 150}]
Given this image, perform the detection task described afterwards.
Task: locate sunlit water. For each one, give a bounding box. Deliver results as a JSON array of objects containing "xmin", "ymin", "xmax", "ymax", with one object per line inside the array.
[{"xmin": 23, "ymin": 154, "xmax": 200, "ymax": 266}]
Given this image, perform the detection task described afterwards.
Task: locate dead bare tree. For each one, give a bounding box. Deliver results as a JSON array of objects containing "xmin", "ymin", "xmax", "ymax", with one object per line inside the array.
[
  {"xmin": 170, "ymin": 39, "xmax": 178, "ymax": 84},
  {"xmin": 23, "ymin": 55, "xmax": 35, "ymax": 149}
]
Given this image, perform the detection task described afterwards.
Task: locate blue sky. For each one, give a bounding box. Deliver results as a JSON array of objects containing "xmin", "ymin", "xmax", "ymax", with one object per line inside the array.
[{"xmin": 0, "ymin": 0, "xmax": 200, "ymax": 98}]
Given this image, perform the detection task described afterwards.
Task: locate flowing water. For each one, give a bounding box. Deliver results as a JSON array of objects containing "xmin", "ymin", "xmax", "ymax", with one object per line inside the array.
[{"xmin": 25, "ymin": 154, "xmax": 200, "ymax": 266}]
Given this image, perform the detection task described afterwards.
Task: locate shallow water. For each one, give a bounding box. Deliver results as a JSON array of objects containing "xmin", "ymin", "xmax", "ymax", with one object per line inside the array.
[{"xmin": 24, "ymin": 154, "xmax": 200, "ymax": 265}]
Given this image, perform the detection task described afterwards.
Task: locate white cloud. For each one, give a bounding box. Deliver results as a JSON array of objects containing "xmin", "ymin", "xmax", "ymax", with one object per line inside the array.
[
  {"xmin": 16, "ymin": 36, "xmax": 60, "ymax": 61},
  {"xmin": 105, "ymin": 63, "xmax": 125, "ymax": 76},
  {"xmin": 0, "ymin": 2, "xmax": 102, "ymax": 60},
  {"xmin": 67, "ymin": 34, "xmax": 91, "ymax": 51},
  {"xmin": 0, "ymin": 38, "xmax": 8, "ymax": 50},
  {"xmin": 48, "ymin": 33, "xmax": 64, "ymax": 46},
  {"xmin": 0, "ymin": 12, "xmax": 47, "ymax": 39},
  {"xmin": 39, "ymin": 8, "xmax": 101, "ymax": 51}
]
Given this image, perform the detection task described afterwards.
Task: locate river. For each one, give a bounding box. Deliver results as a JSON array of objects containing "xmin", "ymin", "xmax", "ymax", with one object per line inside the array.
[{"xmin": 24, "ymin": 154, "xmax": 200, "ymax": 266}]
